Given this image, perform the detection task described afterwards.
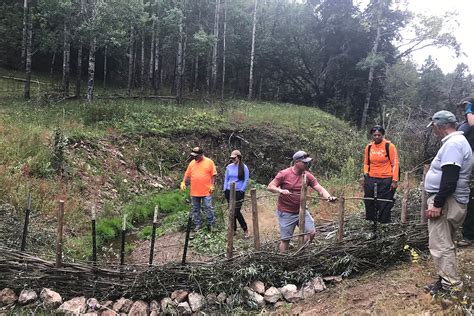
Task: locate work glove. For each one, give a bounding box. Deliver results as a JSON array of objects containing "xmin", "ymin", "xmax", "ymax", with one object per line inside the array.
[
  {"xmin": 390, "ymin": 181, "xmax": 398, "ymax": 191},
  {"xmin": 209, "ymin": 184, "xmax": 215, "ymax": 194},
  {"xmin": 465, "ymin": 101, "xmax": 473, "ymax": 115},
  {"xmin": 327, "ymin": 196, "xmax": 337, "ymax": 202},
  {"xmin": 180, "ymin": 181, "xmax": 186, "ymax": 191}
]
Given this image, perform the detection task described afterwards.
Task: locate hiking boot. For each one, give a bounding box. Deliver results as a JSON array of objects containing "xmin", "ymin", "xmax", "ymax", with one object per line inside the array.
[
  {"xmin": 424, "ymin": 278, "xmax": 443, "ymax": 295},
  {"xmin": 457, "ymin": 238, "xmax": 472, "ymax": 247}
]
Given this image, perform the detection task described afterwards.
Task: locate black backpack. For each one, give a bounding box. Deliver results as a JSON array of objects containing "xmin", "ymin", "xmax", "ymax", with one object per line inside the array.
[{"xmin": 367, "ymin": 142, "xmax": 400, "ymax": 179}]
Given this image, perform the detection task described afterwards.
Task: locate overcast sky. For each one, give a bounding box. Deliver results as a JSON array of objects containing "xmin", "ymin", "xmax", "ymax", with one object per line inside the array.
[{"xmin": 355, "ymin": 0, "xmax": 474, "ymax": 74}]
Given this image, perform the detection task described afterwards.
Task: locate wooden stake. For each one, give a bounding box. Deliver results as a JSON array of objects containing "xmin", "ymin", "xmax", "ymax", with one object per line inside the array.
[
  {"xmin": 337, "ymin": 197, "xmax": 345, "ymax": 242},
  {"xmin": 56, "ymin": 200, "xmax": 65, "ymax": 268},
  {"xmin": 20, "ymin": 192, "xmax": 32, "ymax": 251},
  {"xmin": 91, "ymin": 206, "xmax": 97, "ymax": 264},
  {"xmin": 250, "ymin": 188, "xmax": 260, "ymax": 250},
  {"xmin": 120, "ymin": 214, "xmax": 127, "ymax": 266},
  {"xmin": 401, "ymin": 171, "xmax": 409, "ymax": 224},
  {"xmin": 226, "ymin": 182, "xmax": 236, "ymax": 259},
  {"xmin": 298, "ymin": 173, "xmax": 307, "ymax": 248},
  {"xmin": 149, "ymin": 205, "xmax": 158, "ymax": 266},
  {"xmin": 420, "ymin": 164, "xmax": 430, "ymax": 224}
]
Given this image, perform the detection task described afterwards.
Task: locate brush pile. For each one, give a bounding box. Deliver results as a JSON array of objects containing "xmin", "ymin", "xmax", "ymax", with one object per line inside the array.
[{"xmin": 0, "ymin": 216, "xmax": 428, "ymax": 301}]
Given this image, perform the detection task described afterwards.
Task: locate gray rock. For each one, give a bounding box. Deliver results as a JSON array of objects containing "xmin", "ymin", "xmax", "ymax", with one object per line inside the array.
[
  {"xmin": 280, "ymin": 284, "xmax": 301, "ymax": 302},
  {"xmin": 188, "ymin": 292, "xmax": 205, "ymax": 312},
  {"xmin": 160, "ymin": 297, "xmax": 174, "ymax": 314},
  {"xmin": 128, "ymin": 300, "xmax": 149, "ymax": 315},
  {"xmin": 264, "ymin": 287, "xmax": 281, "ymax": 304},
  {"xmin": 300, "ymin": 281, "xmax": 315, "ymax": 299},
  {"xmin": 57, "ymin": 296, "xmax": 86, "ymax": 315},
  {"xmin": 18, "ymin": 289, "xmax": 37, "ymax": 305},
  {"xmin": 323, "ymin": 275, "xmax": 342, "ymax": 283},
  {"xmin": 206, "ymin": 293, "xmax": 217, "ymax": 305},
  {"xmin": 85, "ymin": 298, "xmax": 100, "ymax": 312},
  {"xmin": 225, "ymin": 294, "xmax": 242, "ymax": 307},
  {"xmin": 171, "ymin": 289, "xmax": 188, "ymax": 304},
  {"xmin": 243, "ymin": 287, "xmax": 265, "ymax": 309},
  {"xmin": 149, "ymin": 299, "xmax": 160, "ymax": 316},
  {"xmin": 250, "ymin": 280, "xmax": 265, "ymax": 294},
  {"xmin": 40, "ymin": 288, "xmax": 62, "ymax": 309},
  {"xmin": 312, "ymin": 276, "xmax": 327, "ymax": 292},
  {"xmin": 216, "ymin": 292, "xmax": 227, "ymax": 304},
  {"xmin": 112, "ymin": 297, "xmax": 133, "ymax": 313},
  {"xmin": 0, "ymin": 288, "xmax": 17, "ymax": 306},
  {"xmin": 176, "ymin": 301, "xmax": 192, "ymax": 315}
]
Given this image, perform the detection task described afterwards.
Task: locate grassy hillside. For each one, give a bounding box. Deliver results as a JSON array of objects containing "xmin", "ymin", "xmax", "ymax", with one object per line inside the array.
[{"xmin": 0, "ymin": 95, "xmax": 366, "ymax": 258}]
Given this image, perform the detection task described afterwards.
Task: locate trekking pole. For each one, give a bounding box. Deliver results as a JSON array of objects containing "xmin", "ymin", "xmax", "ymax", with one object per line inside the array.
[
  {"xmin": 372, "ymin": 182, "xmax": 378, "ymax": 239},
  {"xmin": 181, "ymin": 208, "xmax": 193, "ymax": 265}
]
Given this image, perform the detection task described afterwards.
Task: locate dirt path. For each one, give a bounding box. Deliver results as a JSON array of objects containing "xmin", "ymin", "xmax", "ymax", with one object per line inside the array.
[{"xmin": 274, "ymin": 247, "xmax": 474, "ymax": 315}]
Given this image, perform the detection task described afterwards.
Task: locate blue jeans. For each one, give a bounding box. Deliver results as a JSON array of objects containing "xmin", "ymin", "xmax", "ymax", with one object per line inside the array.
[{"xmin": 191, "ymin": 196, "xmax": 215, "ymax": 228}]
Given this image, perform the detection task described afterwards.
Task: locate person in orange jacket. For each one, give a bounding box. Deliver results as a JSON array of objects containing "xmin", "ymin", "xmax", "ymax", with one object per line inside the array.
[
  {"xmin": 180, "ymin": 147, "xmax": 217, "ymax": 231},
  {"xmin": 363, "ymin": 125, "xmax": 400, "ymax": 223}
]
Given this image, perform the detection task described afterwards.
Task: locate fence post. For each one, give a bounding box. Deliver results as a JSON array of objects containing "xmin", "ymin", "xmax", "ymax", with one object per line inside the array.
[
  {"xmin": 226, "ymin": 182, "xmax": 236, "ymax": 259},
  {"xmin": 120, "ymin": 214, "xmax": 127, "ymax": 266},
  {"xmin": 298, "ymin": 173, "xmax": 307, "ymax": 248},
  {"xmin": 420, "ymin": 164, "xmax": 430, "ymax": 224},
  {"xmin": 337, "ymin": 197, "xmax": 345, "ymax": 242},
  {"xmin": 55, "ymin": 200, "xmax": 65, "ymax": 268},
  {"xmin": 91, "ymin": 206, "xmax": 97, "ymax": 265},
  {"xmin": 250, "ymin": 188, "xmax": 260, "ymax": 251},
  {"xmin": 401, "ymin": 171, "xmax": 409, "ymax": 224},
  {"xmin": 181, "ymin": 209, "xmax": 192, "ymax": 265},
  {"xmin": 149, "ymin": 205, "xmax": 158, "ymax": 266},
  {"xmin": 20, "ymin": 192, "xmax": 32, "ymax": 251}
]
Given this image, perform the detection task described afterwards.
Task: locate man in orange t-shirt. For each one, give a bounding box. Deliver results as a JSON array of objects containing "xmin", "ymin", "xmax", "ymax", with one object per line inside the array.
[
  {"xmin": 181, "ymin": 147, "xmax": 217, "ymax": 230},
  {"xmin": 363, "ymin": 125, "xmax": 400, "ymax": 223}
]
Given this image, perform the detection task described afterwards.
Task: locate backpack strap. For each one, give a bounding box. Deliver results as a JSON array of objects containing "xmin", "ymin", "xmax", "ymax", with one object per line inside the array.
[{"xmin": 367, "ymin": 144, "xmax": 372, "ymax": 172}]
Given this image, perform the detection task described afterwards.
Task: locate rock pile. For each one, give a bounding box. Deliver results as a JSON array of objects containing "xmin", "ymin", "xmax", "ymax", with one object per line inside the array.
[{"xmin": 0, "ymin": 277, "xmax": 332, "ymax": 314}]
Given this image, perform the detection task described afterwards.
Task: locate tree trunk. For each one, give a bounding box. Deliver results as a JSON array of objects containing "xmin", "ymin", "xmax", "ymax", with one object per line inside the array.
[
  {"xmin": 176, "ymin": 8, "xmax": 184, "ymax": 104},
  {"xmin": 211, "ymin": 0, "xmax": 220, "ymax": 97},
  {"xmin": 23, "ymin": 9, "xmax": 32, "ymax": 99},
  {"xmin": 140, "ymin": 29, "xmax": 145, "ymax": 97},
  {"xmin": 155, "ymin": 33, "xmax": 162, "ymax": 94},
  {"xmin": 248, "ymin": 0, "xmax": 258, "ymax": 100},
  {"xmin": 193, "ymin": 56, "xmax": 199, "ymax": 93},
  {"xmin": 127, "ymin": 26, "xmax": 134, "ymax": 96},
  {"xmin": 149, "ymin": 18, "xmax": 156, "ymax": 91},
  {"xmin": 360, "ymin": 0, "xmax": 383, "ymax": 129},
  {"xmin": 103, "ymin": 45, "xmax": 107, "ymax": 90},
  {"xmin": 86, "ymin": 38, "xmax": 96, "ymax": 102},
  {"xmin": 220, "ymin": 0, "xmax": 227, "ymax": 100},
  {"xmin": 76, "ymin": 45, "xmax": 82, "ymax": 98},
  {"xmin": 50, "ymin": 52, "xmax": 56, "ymax": 85},
  {"xmin": 62, "ymin": 23, "xmax": 70, "ymax": 96},
  {"xmin": 21, "ymin": 0, "xmax": 28, "ymax": 69}
]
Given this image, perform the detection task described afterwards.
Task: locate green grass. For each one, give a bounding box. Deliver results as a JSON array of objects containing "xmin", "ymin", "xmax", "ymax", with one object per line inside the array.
[{"xmin": 0, "ymin": 73, "xmax": 369, "ymax": 259}]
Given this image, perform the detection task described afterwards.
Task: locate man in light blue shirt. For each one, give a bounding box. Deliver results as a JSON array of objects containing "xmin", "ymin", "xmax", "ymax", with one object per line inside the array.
[{"xmin": 424, "ymin": 110, "xmax": 473, "ymax": 295}]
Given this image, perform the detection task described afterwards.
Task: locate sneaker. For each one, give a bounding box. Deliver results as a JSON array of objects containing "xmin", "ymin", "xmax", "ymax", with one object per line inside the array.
[
  {"xmin": 457, "ymin": 238, "xmax": 472, "ymax": 247},
  {"xmin": 424, "ymin": 278, "xmax": 443, "ymax": 295}
]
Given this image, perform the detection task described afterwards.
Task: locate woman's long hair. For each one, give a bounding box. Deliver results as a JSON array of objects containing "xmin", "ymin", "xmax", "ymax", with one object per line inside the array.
[{"xmin": 237, "ymin": 155, "xmax": 245, "ymax": 181}]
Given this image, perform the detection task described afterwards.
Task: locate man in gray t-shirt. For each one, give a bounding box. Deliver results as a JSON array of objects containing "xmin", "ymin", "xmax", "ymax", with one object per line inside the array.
[{"xmin": 424, "ymin": 110, "xmax": 473, "ymax": 295}]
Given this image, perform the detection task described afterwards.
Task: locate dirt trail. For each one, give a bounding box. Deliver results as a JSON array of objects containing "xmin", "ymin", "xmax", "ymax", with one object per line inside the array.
[{"xmin": 274, "ymin": 247, "xmax": 474, "ymax": 315}]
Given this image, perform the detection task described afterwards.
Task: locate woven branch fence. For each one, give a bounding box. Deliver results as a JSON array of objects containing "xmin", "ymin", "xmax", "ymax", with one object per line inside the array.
[{"xmin": 0, "ymin": 216, "xmax": 428, "ymax": 301}]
